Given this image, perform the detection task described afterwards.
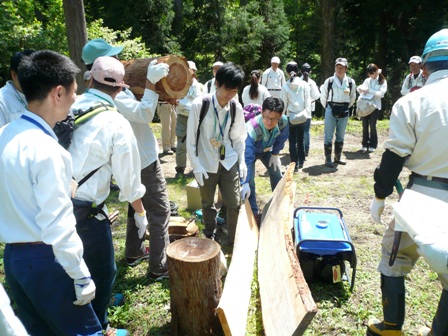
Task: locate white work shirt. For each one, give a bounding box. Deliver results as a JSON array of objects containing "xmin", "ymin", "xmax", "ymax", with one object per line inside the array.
[
  {"xmin": 114, "ymin": 88, "xmax": 159, "ymax": 169},
  {"xmin": 0, "ymin": 81, "xmax": 28, "ymax": 127},
  {"xmin": 320, "ymin": 74, "xmax": 357, "ymax": 108},
  {"xmin": 0, "ymin": 283, "xmax": 29, "ymax": 336},
  {"xmin": 262, "ymin": 67, "xmax": 286, "ymax": 91},
  {"xmin": 300, "ymin": 76, "xmax": 320, "ymax": 112},
  {"xmin": 0, "ymin": 111, "xmax": 90, "ymax": 280},
  {"xmin": 401, "ymin": 69, "xmax": 426, "ymax": 96},
  {"xmin": 177, "ymin": 78, "xmax": 203, "ymax": 116},
  {"xmin": 386, "ymin": 70, "xmax": 448, "ymax": 178},
  {"xmin": 280, "ymin": 80, "xmax": 311, "ymax": 118},
  {"xmin": 357, "ymin": 77, "xmax": 387, "ymax": 110},
  {"xmin": 241, "ymin": 84, "xmax": 270, "ymax": 107},
  {"xmin": 187, "ymin": 93, "xmax": 246, "ymax": 173},
  {"xmin": 70, "ymin": 89, "xmax": 145, "ymax": 205}
]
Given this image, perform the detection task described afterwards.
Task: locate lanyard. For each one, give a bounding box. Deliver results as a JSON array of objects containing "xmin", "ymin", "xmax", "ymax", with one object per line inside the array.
[
  {"xmin": 21, "ymin": 115, "xmax": 53, "ymax": 138},
  {"xmin": 212, "ymin": 96, "xmax": 229, "ymax": 141}
]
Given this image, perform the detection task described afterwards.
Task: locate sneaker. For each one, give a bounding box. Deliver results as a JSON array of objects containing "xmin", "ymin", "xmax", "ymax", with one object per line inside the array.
[
  {"xmin": 109, "ymin": 293, "xmax": 125, "ymax": 307},
  {"xmin": 105, "ymin": 326, "xmax": 130, "ymax": 336},
  {"xmin": 367, "ymin": 318, "xmax": 402, "ymax": 336},
  {"xmin": 362, "ymin": 147, "xmax": 368, "ymax": 153},
  {"xmin": 171, "ymin": 147, "xmax": 177, "ymax": 152},
  {"xmin": 369, "ymin": 147, "xmax": 376, "ymax": 152},
  {"xmin": 418, "ymin": 327, "xmax": 432, "ymax": 336},
  {"xmin": 126, "ymin": 247, "xmax": 150, "ymax": 267},
  {"xmin": 163, "ymin": 149, "xmax": 174, "ymax": 155},
  {"xmin": 148, "ymin": 271, "xmax": 169, "ymax": 280}
]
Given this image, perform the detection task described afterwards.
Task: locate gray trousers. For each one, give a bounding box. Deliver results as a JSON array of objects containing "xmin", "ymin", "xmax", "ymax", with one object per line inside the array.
[
  {"xmin": 125, "ymin": 160, "xmax": 170, "ymax": 274},
  {"xmin": 175, "ymin": 114, "xmax": 188, "ymax": 169},
  {"xmin": 200, "ymin": 162, "xmax": 241, "ymax": 244}
]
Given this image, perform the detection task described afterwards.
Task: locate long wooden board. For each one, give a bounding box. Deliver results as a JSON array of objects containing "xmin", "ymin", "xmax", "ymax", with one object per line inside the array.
[
  {"xmin": 217, "ymin": 199, "xmax": 259, "ymax": 335},
  {"xmin": 258, "ymin": 163, "xmax": 317, "ymax": 336}
]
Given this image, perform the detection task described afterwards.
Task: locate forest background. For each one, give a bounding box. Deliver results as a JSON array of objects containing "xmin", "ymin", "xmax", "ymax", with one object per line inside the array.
[{"xmin": 1, "ymin": 0, "xmax": 448, "ymax": 117}]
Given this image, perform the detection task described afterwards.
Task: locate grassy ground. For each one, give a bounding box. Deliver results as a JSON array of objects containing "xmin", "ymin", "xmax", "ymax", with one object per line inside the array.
[{"xmin": 0, "ymin": 118, "xmax": 442, "ymax": 335}]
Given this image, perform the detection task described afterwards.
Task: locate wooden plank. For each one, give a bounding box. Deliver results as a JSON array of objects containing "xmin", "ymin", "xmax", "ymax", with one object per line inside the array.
[
  {"xmin": 258, "ymin": 163, "xmax": 317, "ymax": 336},
  {"xmin": 217, "ymin": 199, "xmax": 259, "ymax": 336}
]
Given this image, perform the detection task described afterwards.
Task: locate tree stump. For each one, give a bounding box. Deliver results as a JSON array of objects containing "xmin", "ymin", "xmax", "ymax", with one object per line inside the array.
[{"xmin": 167, "ymin": 237, "xmax": 223, "ymax": 336}]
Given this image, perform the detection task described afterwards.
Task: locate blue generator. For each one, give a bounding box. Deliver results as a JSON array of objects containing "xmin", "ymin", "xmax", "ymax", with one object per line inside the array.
[{"xmin": 293, "ymin": 206, "xmax": 357, "ymax": 291}]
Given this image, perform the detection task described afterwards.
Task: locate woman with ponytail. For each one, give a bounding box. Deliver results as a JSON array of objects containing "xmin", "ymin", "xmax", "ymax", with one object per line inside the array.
[{"xmin": 242, "ymin": 70, "xmax": 270, "ymax": 107}]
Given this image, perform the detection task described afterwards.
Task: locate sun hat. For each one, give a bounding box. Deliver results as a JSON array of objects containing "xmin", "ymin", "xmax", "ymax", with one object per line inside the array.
[{"xmin": 90, "ymin": 56, "xmax": 129, "ymax": 88}]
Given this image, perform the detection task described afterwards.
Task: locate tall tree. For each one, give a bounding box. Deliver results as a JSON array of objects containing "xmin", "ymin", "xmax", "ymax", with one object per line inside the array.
[
  {"xmin": 320, "ymin": 0, "xmax": 335, "ymax": 81},
  {"xmin": 63, "ymin": 0, "xmax": 88, "ymax": 92}
]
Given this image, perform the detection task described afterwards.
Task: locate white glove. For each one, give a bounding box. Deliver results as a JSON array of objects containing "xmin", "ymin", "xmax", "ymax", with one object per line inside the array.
[
  {"xmin": 193, "ymin": 166, "xmax": 209, "ymax": 187},
  {"xmin": 414, "ymin": 235, "xmax": 448, "ymax": 274},
  {"xmin": 147, "ymin": 59, "xmax": 169, "ymax": 84},
  {"xmin": 239, "ymin": 162, "xmax": 248, "ymax": 182},
  {"xmin": 73, "ymin": 277, "xmax": 96, "ymax": 306},
  {"xmin": 134, "ymin": 211, "xmax": 148, "ymax": 239},
  {"xmin": 240, "ymin": 183, "xmax": 251, "ymax": 200},
  {"xmin": 268, "ymin": 154, "xmax": 281, "ymax": 171},
  {"xmin": 370, "ymin": 197, "xmax": 385, "ymax": 223}
]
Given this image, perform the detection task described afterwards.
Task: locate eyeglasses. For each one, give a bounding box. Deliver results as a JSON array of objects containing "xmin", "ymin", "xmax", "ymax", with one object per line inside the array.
[{"xmin": 262, "ymin": 113, "xmax": 281, "ymax": 123}]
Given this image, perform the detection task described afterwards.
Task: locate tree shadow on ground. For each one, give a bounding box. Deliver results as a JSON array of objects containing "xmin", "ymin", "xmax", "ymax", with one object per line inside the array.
[{"xmin": 343, "ymin": 149, "xmax": 372, "ymax": 161}]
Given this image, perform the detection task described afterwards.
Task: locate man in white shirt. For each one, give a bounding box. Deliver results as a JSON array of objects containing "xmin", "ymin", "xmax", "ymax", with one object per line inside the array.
[
  {"xmin": 81, "ymin": 39, "xmax": 171, "ymax": 280},
  {"xmin": 204, "ymin": 61, "xmax": 223, "ymax": 93},
  {"xmin": 0, "ymin": 50, "xmax": 102, "ymax": 335},
  {"xmin": 187, "ymin": 63, "xmax": 247, "ymax": 244},
  {"xmin": 69, "ymin": 56, "xmax": 148, "ymax": 335},
  {"xmin": 262, "ymin": 56, "xmax": 286, "ymax": 98},
  {"xmin": 0, "ymin": 50, "xmax": 34, "ymax": 127},
  {"xmin": 400, "ymin": 55, "xmax": 426, "ymax": 95}
]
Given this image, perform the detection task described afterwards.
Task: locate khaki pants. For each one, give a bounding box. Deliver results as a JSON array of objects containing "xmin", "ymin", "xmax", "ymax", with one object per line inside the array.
[{"xmin": 158, "ymin": 103, "xmax": 176, "ymax": 151}]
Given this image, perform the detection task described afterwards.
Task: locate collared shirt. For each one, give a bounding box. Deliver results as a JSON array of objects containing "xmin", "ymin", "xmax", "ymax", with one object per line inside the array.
[
  {"xmin": 0, "ymin": 81, "xmax": 28, "ymax": 127},
  {"xmin": 357, "ymin": 77, "xmax": 388, "ymax": 110},
  {"xmin": 401, "ymin": 69, "xmax": 426, "ymax": 96},
  {"xmin": 262, "ymin": 68, "xmax": 286, "ymax": 90},
  {"xmin": 114, "ymin": 88, "xmax": 159, "ymax": 168},
  {"xmin": 177, "ymin": 78, "xmax": 203, "ymax": 116},
  {"xmin": 69, "ymin": 89, "xmax": 145, "ymax": 205},
  {"xmin": 241, "ymin": 84, "xmax": 270, "ymax": 107},
  {"xmin": 187, "ymin": 93, "xmax": 247, "ymax": 173},
  {"xmin": 300, "ymin": 76, "xmax": 320, "ymax": 112},
  {"xmin": 280, "ymin": 80, "xmax": 312, "ymax": 118},
  {"xmin": 244, "ymin": 114, "xmax": 289, "ymax": 183},
  {"xmin": 320, "ymin": 74, "xmax": 357, "ymax": 108},
  {"xmin": 0, "ymin": 111, "xmax": 90, "ymax": 280},
  {"xmin": 385, "ymin": 70, "xmax": 448, "ymax": 178}
]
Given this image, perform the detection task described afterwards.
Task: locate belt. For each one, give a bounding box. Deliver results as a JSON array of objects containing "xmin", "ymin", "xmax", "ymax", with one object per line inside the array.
[
  {"xmin": 268, "ymin": 89, "xmax": 281, "ymax": 91},
  {"xmin": 10, "ymin": 241, "xmax": 45, "ymax": 246},
  {"xmin": 411, "ymin": 173, "xmax": 448, "ymax": 190}
]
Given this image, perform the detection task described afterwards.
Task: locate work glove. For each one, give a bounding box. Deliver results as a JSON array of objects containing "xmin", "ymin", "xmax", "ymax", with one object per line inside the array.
[
  {"xmin": 73, "ymin": 277, "xmax": 96, "ymax": 306},
  {"xmin": 370, "ymin": 197, "xmax": 385, "ymax": 224},
  {"xmin": 193, "ymin": 166, "xmax": 209, "ymax": 187},
  {"xmin": 134, "ymin": 211, "xmax": 148, "ymax": 239},
  {"xmin": 147, "ymin": 59, "xmax": 169, "ymax": 85},
  {"xmin": 414, "ymin": 235, "xmax": 448, "ymax": 274},
  {"xmin": 240, "ymin": 183, "xmax": 251, "ymax": 201},
  {"xmin": 268, "ymin": 154, "xmax": 281, "ymax": 172},
  {"xmin": 239, "ymin": 161, "xmax": 248, "ymax": 182}
]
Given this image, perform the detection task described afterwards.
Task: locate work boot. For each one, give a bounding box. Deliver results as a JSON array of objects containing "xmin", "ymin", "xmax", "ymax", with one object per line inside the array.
[
  {"xmin": 175, "ymin": 167, "xmax": 185, "ymax": 179},
  {"xmin": 420, "ymin": 289, "xmax": 448, "ymax": 336},
  {"xmin": 324, "ymin": 145, "xmax": 334, "ymax": 168},
  {"xmin": 334, "ymin": 141, "xmax": 346, "ymax": 165},
  {"xmin": 366, "ymin": 275, "xmax": 405, "ymax": 336}
]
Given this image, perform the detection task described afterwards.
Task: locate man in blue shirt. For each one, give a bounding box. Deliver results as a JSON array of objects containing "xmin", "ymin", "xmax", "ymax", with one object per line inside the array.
[{"xmin": 241, "ymin": 96, "xmax": 289, "ymax": 221}]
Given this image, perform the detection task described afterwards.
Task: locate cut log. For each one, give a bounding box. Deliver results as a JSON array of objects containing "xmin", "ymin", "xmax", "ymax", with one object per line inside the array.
[
  {"xmin": 217, "ymin": 199, "xmax": 259, "ymax": 335},
  {"xmin": 122, "ymin": 55, "xmax": 192, "ymax": 101},
  {"xmin": 258, "ymin": 163, "xmax": 317, "ymax": 336},
  {"xmin": 168, "ymin": 216, "xmax": 199, "ymax": 242},
  {"xmin": 167, "ymin": 237, "xmax": 223, "ymax": 335}
]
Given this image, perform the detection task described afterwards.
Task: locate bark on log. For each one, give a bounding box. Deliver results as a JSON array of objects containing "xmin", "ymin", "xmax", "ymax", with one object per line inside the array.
[
  {"xmin": 122, "ymin": 55, "xmax": 192, "ymax": 101},
  {"xmin": 167, "ymin": 237, "xmax": 223, "ymax": 335}
]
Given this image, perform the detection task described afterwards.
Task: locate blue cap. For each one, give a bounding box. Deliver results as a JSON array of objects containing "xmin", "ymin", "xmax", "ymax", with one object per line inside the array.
[{"xmin": 81, "ymin": 38, "xmax": 123, "ymax": 65}]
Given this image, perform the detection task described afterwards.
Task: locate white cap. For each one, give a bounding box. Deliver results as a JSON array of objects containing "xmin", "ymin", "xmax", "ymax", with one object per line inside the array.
[
  {"xmin": 409, "ymin": 55, "xmax": 422, "ymax": 64},
  {"xmin": 90, "ymin": 56, "xmax": 129, "ymax": 88},
  {"xmin": 213, "ymin": 61, "xmax": 223, "ymax": 67},
  {"xmin": 188, "ymin": 61, "xmax": 197, "ymax": 71},
  {"xmin": 271, "ymin": 56, "xmax": 281, "ymax": 64}
]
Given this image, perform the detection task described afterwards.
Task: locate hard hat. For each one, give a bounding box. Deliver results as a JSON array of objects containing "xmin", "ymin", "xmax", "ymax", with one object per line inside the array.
[{"xmin": 421, "ymin": 29, "xmax": 448, "ymax": 64}]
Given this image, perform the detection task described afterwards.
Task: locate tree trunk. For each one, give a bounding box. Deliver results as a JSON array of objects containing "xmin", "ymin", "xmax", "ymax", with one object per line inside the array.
[
  {"xmin": 167, "ymin": 237, "xmax": 223, "ymax": 336},
  {"xmin": 172, "ymin": 0, "xmax": 183, "ymax": 37},
  {"xmin": 321, "ymin": 0, "xmax": 335, "ymax": 81},
  {"xmin": 63, "ymin": 0, "xmax": 88, "ymax": 93}
]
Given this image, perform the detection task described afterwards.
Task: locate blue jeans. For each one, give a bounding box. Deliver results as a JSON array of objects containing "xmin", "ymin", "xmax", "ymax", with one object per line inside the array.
[
  {"xmin": 76, "ymin": 216, "xmax": 117, "ymax": 330},
  {"xmin": 4, "ymin": 243, "xmax": 102, "ymax": 336},
  {"xmin": 248, "ymin": 152, "xmax": 283, "ymax": 215},
  {"xmin": 303, "ymin": 118, "xmax": 311, "ymax": 155},
  {"xmin": 289, "ymin": 122, "xmax": 306, "ymax": 165},
  {"xmin": 323, "ymin": 106, "xmax": 349, "ymax": 146}
]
